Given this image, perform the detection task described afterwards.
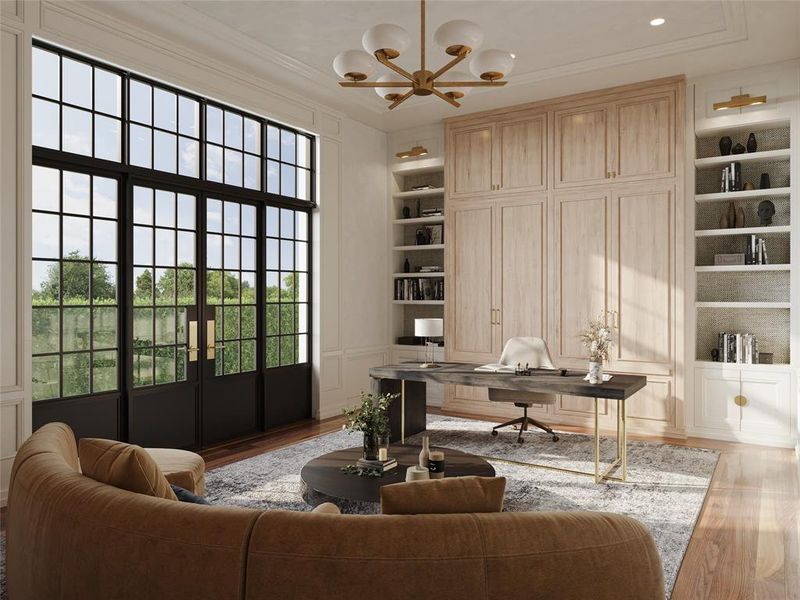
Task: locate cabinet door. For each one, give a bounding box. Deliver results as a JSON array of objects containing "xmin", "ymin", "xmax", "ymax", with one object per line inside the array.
[
  {"xmin": 693, "ymin": 368, "xmax": 740, "ymax": 432},
  {"xmin": 554, "ymin": 105, "xmax": 610, "ymax": 188},
  {"xmin": 610, "ymin": 92, "xmax": 674, "ymax": 182},
  {"xmin": 446, "ymin": 202, "xmax": 496, "ymax": 361},
  {"xmin": 497, "ymin": 196, "xmax": 546, "ymax": 351},
  {"xmin": 740, "ymin": 371, "xmax": 791, "ymax": 437},
  {"xmin": 449, "ymin": 124, "xmax": 494, "ymax": 199},
  {"xmin": 496, "ymin": 115, "xmax": 546, "ymax": 193},
  {"xmin": 552, "ymin": 191, "xmax": 610, "ymax": 367},
  {"xmin": 608, "ymin": 184, "xmax": 674, "ymax": 375}
]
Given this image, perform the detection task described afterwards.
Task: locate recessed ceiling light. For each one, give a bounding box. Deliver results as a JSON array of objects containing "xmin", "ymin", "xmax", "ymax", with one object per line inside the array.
[
  {"xmin": 650, "ymin": 17, "xmax": 666, "ymax": 27},
  {"xmin": 510, "ymin": 53, "xmax": 516, "ymax": 59}
]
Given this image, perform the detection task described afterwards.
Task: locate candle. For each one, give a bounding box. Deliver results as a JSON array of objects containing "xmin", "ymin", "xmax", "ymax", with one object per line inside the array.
[{"xmin": 378, "ymin": 447, "xmax": 388, "ymax": 461}]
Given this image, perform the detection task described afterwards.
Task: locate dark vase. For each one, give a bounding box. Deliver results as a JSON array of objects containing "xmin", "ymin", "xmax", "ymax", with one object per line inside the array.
[
  {"xmin": 403, "ymin": 258, "xmax": 411, "ymax": 273},
  {"xmin": 746, "ymin": 132, "xmax": 757, "ymax": 153},
  {"xmin": 732, "ymin": 143, "xmax": 746, "ymax": 155},
  {"xmin": 760, "ymin": 173, "xmax": 771, "ymax": 189},
  {"xmin": 402, "ymin": 206, "xmax": 411, "ymax": 218},
  {"xmin": 719, "ymin": 136, "xmax": 732, "ymax": 155},
  {"xmin": 363, "ymin": 433, "xmax": 378, "ymax": 460}
]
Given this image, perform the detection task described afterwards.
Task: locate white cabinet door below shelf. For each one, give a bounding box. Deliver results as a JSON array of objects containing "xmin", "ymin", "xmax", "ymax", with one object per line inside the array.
[
  {"xmin": 694, "ymin": 368, "xmax": 740, "ymax": 433},
  {"xmin": 739, "ymin": 371, "xmax": 791, "ymax": 437}
]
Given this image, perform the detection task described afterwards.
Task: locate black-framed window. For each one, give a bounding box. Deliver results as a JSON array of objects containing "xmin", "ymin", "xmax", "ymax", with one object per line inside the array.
[
  {"xmin": 31, "ymin": 41, "xmax": 315, "ymax": 405},
  {"xmin": 265, "ymin": 206, "xmax": 309, "ymax": 367},
  {"xmin": 31, "ymin": 165, "xmax": 120, "ymax": 400}
]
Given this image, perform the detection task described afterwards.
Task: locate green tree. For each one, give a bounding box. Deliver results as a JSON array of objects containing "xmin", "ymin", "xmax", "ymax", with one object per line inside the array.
[{"xmin": 33, "ymin": 251, "xmax": 116, "ymax": 306}]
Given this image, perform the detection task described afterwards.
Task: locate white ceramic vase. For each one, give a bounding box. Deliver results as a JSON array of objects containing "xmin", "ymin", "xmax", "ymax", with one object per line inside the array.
[{"xmin": 588, "ymin": 361, "xmax": 603, "ymax": 384}]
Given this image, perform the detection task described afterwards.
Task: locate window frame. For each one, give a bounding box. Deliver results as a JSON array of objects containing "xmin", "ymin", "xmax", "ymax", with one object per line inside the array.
[{"xmin": 31, "ymin": 40, "xmax": 315, "ymax": 407}]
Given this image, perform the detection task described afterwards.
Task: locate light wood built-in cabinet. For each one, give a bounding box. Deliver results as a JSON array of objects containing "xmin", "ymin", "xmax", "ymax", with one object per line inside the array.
[
  {"xmin": 446, "ymin": 195, "xmax": 547, "ymax": 362},
  {"xmin": 444, "ymin": 77, "xmax": 684, "ymax": 436},
  {"xmin": 449, "ymin": 114, "xmax": 546, "ymax": 200},
  {"xmin": 554, "ymin": 91, "xmax": 675, "ymax": 189}
]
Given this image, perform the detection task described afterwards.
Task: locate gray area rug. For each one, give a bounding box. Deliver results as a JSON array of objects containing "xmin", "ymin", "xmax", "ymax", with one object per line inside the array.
[
  {"xmin": 205, "ymin": 415, "xmax": 719, "ymax": 597},
  {"xmin": 0, "ymin": 416, "xmax": 718, "ymax": 599}
]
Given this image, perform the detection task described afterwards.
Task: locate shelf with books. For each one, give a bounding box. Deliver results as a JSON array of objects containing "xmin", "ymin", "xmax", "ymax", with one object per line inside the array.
[
  {"xmin": 393, "ymin": 300, "xmax": 445, "ymax": 306},
  {"xmin": 392, "ymin": 215, "xmax": 444, "ymax": 225},
  {"xmin": 695, "ymin": 188, "xmax": 791, "ymax": 203},
  {"xmin": 393, "ymin": 187, "xmax": 445, "ymax": 199},
  {"xmin": 694, "ymin": 148, "xmax": 791, "ymax": 168},
  {"xmin": 695, "ymin": 264, "xmax": 790, "ymax": 273},
  {"xmin": 694, "ymin": 360, "xmax": 790, "ymax": 370},
  {"xmin": 393, "ymin": 244, "xmax": 445, "ymax": 251},
  {"xmin": 695, "ymin": 225, "xmax": 790, "ymax": 237},
  {"xmin": 392, "ymin": 272, "xmax": 444, "ymax": 278},
  {"xmin": 695, "ymin": 301, "xmax": 790, "ymax": 309}
]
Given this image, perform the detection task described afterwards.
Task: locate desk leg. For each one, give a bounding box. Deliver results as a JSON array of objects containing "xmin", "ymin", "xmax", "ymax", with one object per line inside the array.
[
  {"xmin": 401, "ymin": 380, "xmax": 405, "ymax": 445},
  {"xmin": 373, "ymin": 378, "xmax": 426, "ymax": 444},
  {"xmin": 594, "ymin": 397, "xmax": 600, "ymax": 483},
  {"xmin": 621, "ymin": 400, "xmax": 627, "ymax": 482}
]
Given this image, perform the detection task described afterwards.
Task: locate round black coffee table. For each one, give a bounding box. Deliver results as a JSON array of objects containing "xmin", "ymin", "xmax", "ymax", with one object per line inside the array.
[{"xmin": 300, "ymin": 445, "xmax": 495, "ymax": 508}]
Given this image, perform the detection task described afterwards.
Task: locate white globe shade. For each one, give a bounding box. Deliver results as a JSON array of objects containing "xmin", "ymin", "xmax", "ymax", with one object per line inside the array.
[
  {"xmin": 469, "ymin": 49, "xmax": 515, "ymax": 81},
  {"xmin": 434, "ymin": 20, "xmax": 483, "ymax": 55},
  {"xmin": 332, "ymin": 50, "xmax": 376, "ymax": 81},
  {"xmin": 362, "ymin": 24, "xmax": 411, "ymax": 59},
  {"xmin": 375, "ymin": 73, "xmax": 407, "ymax": 101},
  {"xmin": 437, "ymin": 71, "xmax": 474, "ymax": 99}
]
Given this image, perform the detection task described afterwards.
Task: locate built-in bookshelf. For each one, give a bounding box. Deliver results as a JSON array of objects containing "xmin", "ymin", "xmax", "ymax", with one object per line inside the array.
[
  {"xmin": 693, "ymin": 118, "xmax": 792, "ymax": 366},
  {"xmin": 389, "ymin": 156, "xmax": 445, "ymax": 349}
]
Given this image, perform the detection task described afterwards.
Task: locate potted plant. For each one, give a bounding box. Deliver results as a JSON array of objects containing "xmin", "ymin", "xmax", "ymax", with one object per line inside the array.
[
  {"xmin": 580, "ymin": 313, "xmax": 616, "ymax": 384},
  {"xmin": 342, "ymin": 392, "xmax": 397, "ymax": 460}
]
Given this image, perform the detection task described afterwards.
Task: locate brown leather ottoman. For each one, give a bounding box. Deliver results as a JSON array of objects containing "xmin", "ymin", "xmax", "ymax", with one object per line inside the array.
[{"xmin": 145, "ymin": 448, "xmax": 206, "ymax": 496}]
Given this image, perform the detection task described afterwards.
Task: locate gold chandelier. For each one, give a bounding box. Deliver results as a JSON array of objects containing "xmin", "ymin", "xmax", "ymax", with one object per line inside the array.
[{"xmin": 332, "ymin": 0, "xmax": 515, "ymax": 110}]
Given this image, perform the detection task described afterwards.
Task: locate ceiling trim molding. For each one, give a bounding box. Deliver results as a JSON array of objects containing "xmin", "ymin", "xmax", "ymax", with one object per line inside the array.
[
  {"xmin": 40, "ymin": 1, "xmax": 346, "ymax": 131},
  {"xmin": 386, "ymin": 1, "xmax": 748, "ymax": 114}
]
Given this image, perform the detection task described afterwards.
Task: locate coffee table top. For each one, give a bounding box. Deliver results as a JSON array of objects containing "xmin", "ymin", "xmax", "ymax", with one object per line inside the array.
[{"xmin": 300, "ymin": 444, "xmax": 495, "ymax": 504}]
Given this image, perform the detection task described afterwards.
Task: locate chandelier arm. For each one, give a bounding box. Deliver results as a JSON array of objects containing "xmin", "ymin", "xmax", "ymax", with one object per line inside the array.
[
  {"xmin": 388, "ymin": 89, "xmax": 416, "ymax": 110},
  {"xmin": 433, "ymin": 81, "xmax": 508, "ymax": 87},
  {"xmin": 429, "ymin": 87, "xmax": 461, "ymax": 108},
  {"xmin": 429, "ymin": 51, "xmax": 469, "ymax": 81},
  {"xmin": 375, "ymin": 51, "xmax": 416, "ymax": 81},
  {"xmin": 339, "ymin": 82, "xmax": 414, "ymax": 88}
]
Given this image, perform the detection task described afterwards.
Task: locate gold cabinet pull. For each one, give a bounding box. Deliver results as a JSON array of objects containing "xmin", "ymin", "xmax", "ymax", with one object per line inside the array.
[{"xmin": 734, "ymin": 395, "xmax": 748, "ymax": 407}]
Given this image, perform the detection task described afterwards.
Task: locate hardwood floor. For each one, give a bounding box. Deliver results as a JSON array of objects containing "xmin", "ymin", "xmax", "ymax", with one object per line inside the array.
[{"xmin": 4, "ymin": 410, "xmax": 797, "ymax": 599}]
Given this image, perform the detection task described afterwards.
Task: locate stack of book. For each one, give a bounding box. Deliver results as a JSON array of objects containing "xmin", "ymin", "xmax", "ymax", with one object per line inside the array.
[
  {"xmin": 720, "ymin": 161, "xmax": 742, "ymax": 192},
  {"xmin": 745, "ymin": 234, "xmax": 769, "ymax": 265},
  {"xmin": 717, "ymin": 332, "xmax": 759, "ymax": 364},
  {"xmin": 356, "ymin": 457, "xmax": 397, "ymax": 473},
  {"xmin": 421, "ymin": 208, "xmax": 443, "ymax": 217},
  {"xmin": 418, "ymin": 265, "xmax": 442, "ymax": 273},
  {"xmin": 395, "ymin": 278, "xmax": 445, "ymax": 301}
]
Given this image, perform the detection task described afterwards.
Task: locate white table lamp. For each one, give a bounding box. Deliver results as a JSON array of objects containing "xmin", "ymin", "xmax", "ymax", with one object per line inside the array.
[{"xmin": 415, "ymin": 318, "xmax": 443, "ymax": 368}]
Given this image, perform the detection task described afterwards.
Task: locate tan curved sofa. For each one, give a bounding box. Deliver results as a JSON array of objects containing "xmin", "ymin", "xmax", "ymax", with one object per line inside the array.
[{"xmin": 7, "ymin": 423, "xmax": 664, "ymax": 600}]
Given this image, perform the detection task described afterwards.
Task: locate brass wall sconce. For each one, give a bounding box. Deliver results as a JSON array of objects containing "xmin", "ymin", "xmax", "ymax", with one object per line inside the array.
[
  {"xmin": 713, "ymin": 93, "xmax": 768, "ymax": 111},
  {"xmin": 395, "ymin": 145, "xmax": 429, "ymax": 159}
]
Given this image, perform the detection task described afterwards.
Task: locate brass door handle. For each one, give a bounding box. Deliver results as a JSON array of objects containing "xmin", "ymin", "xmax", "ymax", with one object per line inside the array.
[
  {"xmin": 734, "ymin": 395, "xmax": 748, "ymax": 407},
  {"xmin": 208, "ymin": 344, "xmax": 226, "ymax": 350},
  {"xmin": 188, "ymin": 321, "xmax": 198, "ymax": 362}
]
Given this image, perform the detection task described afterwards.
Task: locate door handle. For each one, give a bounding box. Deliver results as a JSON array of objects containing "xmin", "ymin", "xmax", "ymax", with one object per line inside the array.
[
  {"xmin": 734, "ymin": 395, "xmax": 748, "ymax": 407},
  {"xmin": 187, "ymin": 320, "xmax": 199, "ymax": 362},
  {"xmin": 206, "ymin": 319, "xmax": 218, "ymax": 360}
]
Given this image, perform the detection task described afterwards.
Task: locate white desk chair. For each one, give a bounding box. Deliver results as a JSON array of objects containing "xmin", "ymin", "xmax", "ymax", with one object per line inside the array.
[{"xmin": 489, "ymin": 337, "xmax": 560, "ymax": 443}]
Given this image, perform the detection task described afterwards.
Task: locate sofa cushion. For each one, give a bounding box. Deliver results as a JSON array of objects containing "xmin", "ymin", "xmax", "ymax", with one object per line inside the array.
[
  {"xmin": 381, "ymin": 476, "xmax": 506, "ymax": 515},
  {"xmin": 79, "ymin": 438, "xmax": 178, "ymax": 501},
  {"xmin": 310, "ymin": 502, "xmax": 341, "ymax": 515},
  {"xmin": 171, "ymin": 484, "xmax": 210, "ymax": 504},
  {"xmin": 145, "ymin": 447, "xmax": 206, "ymax": 496}
]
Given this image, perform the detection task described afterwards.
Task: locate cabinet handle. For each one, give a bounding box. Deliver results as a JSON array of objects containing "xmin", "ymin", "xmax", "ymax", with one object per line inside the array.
[
  {"xmin": 734, "ymin": 395, "xmax": 748, "ymax": 407},
  {"xmin": 607, "ymin": 171, "xmax": 611, "ymax": 179}
]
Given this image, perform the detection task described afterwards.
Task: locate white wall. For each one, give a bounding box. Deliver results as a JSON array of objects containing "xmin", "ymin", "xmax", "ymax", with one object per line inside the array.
[{"xmin": 0, "ymin": 0, "xmax": 389, "ymax": 505}]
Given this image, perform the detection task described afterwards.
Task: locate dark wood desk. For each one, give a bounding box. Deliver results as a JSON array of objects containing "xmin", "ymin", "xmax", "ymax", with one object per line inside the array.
[{"xmin": 369, "ymin": 362, "xmax": 647, "ymax": 483}]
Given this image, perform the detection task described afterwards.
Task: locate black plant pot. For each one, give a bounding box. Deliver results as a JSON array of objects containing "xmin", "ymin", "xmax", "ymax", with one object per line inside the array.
[
  {"xmin": 746, "ymin": 132, "xmax": 757, "ymax": 153},
  {"xmin": 719, "ymin": 136, "xmax": 732, "ymax": 156},
  {"xmin": 760, "ymin": 173, "xmax": 771, "ymax": 190}
]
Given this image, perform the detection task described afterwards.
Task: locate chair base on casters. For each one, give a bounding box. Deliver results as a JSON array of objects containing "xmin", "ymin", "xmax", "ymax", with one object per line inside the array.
[{"xmin": 491, "ymin": 403, "xmax": 559, "ymax": 443}]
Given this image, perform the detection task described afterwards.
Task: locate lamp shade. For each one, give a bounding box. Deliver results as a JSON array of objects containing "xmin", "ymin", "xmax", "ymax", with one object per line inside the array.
[
  {"xmin": 434, "ymin": 20, "xmax": 483, "ymax": 55},
  {"xmin": 469, "ymin": 49, "xmax": 515, "ymax": 81},
  {"xmin": 438, "ymin": 71, "xmax": 474, "ymax": 99},
  {"xmin": 375, "ymin": 73, "xmax": 408, "ymax": 101},
  {"xmin": 415, "ymin": 318, "xmax": 443, "ymax": 338},
  {"xmin": 332, "ymin": 50, "xmax": 376, "ymax": 81},
  {"xmin": 362, "ymin": 24, "xmax": 412, "ymax": 59}
]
